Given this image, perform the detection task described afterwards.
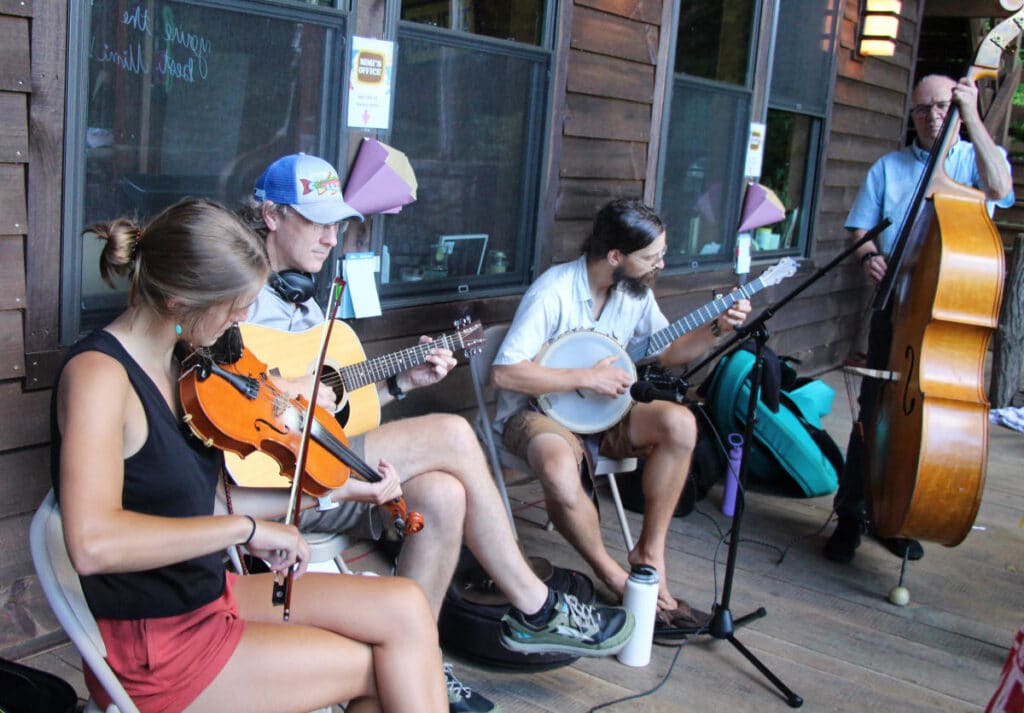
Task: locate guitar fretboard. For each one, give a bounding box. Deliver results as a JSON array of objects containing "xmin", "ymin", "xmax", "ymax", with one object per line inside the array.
[
  {"xmin": 627, "ymin": 277, "xmax": 767, "ymax": 362},
  {"xmin": 339, "ymin": 332, "xmax": 465, "ymax": 390}
]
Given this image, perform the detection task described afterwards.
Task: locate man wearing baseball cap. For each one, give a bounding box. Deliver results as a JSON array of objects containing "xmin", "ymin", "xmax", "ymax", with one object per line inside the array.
[{"xmin": 231, "ymin": 154, "xmax": 635, "ymax": 713}]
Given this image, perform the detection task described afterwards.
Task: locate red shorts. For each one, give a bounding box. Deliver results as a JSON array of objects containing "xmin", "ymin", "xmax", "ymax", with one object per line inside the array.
[{"xmin": 86, "ymin": 572, "xmax": 246, "ymax": 713}]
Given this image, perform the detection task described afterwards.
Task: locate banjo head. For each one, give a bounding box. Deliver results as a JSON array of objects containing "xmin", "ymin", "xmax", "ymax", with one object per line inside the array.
[{"xmin": 535, "ymin": 329, "xmax": 636, "ymax": 434}]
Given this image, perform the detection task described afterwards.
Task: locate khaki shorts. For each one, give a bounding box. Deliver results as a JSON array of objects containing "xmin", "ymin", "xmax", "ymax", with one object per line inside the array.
[{"xmin": 502, "ymin": 409, "xmax": 652, "ymax": 477}]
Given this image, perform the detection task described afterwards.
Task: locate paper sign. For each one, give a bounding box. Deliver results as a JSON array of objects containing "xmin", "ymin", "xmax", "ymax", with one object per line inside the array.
[
  {"xmin": 737, "ymin": 182, "xmax": 786, "ymax": 233},
  {"xmin": 347, "ymin": 37, "xmax": 395, "ymax": 129},
  {"xmin": 344, "ymin": 138, "xmax": 418, "ymax": 216},
  {"xmin": 735, "ymin": 233, "xmax": 751, "ymax": 275},
  {"xmin": 340, "ymin": 252, "xmax": 382, "ymax": 319},
  {"xmin": 744, "ymin": 122, "xmax": 766, "ymax": 178}
]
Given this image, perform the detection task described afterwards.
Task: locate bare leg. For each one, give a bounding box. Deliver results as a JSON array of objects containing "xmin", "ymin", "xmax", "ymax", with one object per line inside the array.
[
  {"xmin": 527, "ymin": 433, "xmax": 631, "ymax": 602},
  {"xmin": 189, "ymin": 572, "xmax": 445, "ymax": 713},
  {"xmin": 625, "ymin": 401, "xmax": 696, "ymax": 610},
  {"xmin": 389, "ymin": 470, "xmax": 465, "ymax": 617},
  {"xmin": 364, "ymin": 414, "xmax": 548, "ymax": 615}
]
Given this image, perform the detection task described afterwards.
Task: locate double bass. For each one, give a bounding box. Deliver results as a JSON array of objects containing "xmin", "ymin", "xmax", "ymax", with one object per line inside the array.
[{"xmin": 865, "ymin": 3, "xmax": 1023, "ymax": 546}]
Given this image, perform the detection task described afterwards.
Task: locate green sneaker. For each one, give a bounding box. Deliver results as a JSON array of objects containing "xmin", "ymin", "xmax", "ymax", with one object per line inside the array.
[
  {"xmin": 444, "ymin": 662, "xmax": 502, "ymax": 713},
  {"xmin": 499, "ymin": 591, "xmax": 634, "ymax": 657}
]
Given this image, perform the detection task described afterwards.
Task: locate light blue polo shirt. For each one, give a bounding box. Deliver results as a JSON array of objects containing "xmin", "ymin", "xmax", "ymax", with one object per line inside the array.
[
  {"xmin": 492, "ymin": 255, "xmax": 668, "ymax": 432},
  {"xmin": 845, "ymin": 140, "xmax": 1015, "ymax": 254}
]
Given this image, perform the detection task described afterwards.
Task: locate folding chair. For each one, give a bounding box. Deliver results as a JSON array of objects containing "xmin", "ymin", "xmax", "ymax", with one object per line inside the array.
[
  {"xmin": 469, "ymin": 324, "xmax": 637, "ymax": 550},
  {"xmin": 30, "ymin": 490, "xmax": 139, "ymax": 713}
]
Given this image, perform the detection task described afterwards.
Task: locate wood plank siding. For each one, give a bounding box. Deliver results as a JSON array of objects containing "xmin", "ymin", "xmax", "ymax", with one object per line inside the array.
[
  {"xmin": 0, "ymin": 0, "xmax": 43, "ymax": 598},
  {"xmin": 813, "ymin": 0, "xmax": 922, "ymax": 358}
]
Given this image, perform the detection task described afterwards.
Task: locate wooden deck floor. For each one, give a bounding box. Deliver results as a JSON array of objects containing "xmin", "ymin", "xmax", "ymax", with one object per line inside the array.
[{"xmin": 19, "ymin": 367, "xmax": 1024, "ymax": 712}]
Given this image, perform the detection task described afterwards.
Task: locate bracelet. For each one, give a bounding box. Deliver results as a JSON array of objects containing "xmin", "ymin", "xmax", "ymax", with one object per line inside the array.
[
  {"xmin": 710, "ymin": 318, "xmax": 722, "ymax": 338},
  {"xmin": 386, "ymin": 374, "xmax": 406, "ymax": 401},
  {"xmin": 860, "ymin": 251, "xmax": 880, "ymax": 265},
  {"xmin": 242, "ymin": 515, "xmax": 256, "ymax": 546}
]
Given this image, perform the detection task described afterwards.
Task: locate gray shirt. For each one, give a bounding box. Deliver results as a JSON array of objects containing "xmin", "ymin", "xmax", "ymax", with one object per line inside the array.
[{"xmin": 246, "ymin": 283, "xmax": 324, "ymax": 332}]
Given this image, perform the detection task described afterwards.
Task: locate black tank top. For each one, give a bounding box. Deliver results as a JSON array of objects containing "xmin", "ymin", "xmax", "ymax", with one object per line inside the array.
[{"xmin": 50, "ymin": 330, "xmax": 226, "ymax": 619}]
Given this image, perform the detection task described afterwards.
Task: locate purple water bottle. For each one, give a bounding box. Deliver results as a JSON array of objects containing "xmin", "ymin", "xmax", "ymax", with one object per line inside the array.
[{"xmin": 722, "ymin": 433, "xmax": 743, "ymax": 517}]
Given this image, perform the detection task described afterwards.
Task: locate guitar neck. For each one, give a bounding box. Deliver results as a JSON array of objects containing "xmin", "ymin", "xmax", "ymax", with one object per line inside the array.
[
  {"xmin": 339, "ymin": 331, "xmax": 465, "ymax": 390},
  {"xmin": 628, "ymin": 276, "xmax": 768, "ymax": 362}
]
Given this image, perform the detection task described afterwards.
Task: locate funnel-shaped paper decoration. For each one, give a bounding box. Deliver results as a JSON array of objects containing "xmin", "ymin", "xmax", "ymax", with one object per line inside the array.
[
  {"xmin": 343, "ymin": 139, "xmax": 418, "ymax": 216},
  {"xmin": 737, "ymin": 182, "xmax": 786, "ymax": 233}
]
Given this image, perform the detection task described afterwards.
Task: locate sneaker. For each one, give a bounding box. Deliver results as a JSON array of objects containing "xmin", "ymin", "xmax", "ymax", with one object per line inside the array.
[
  {"xmin": 545, "ymin": 566, "xmax": 596, "ymax": 606},
  {"xmin": 499, "ymin": 591, "xmax": 634, "ymax": 657},
  {"xmin": 823, "ymin": 515, "xmax": 865, "ymax": 563},
  {"xmin": 875, "ymin": 535, "xmax": 924, "ymax": 561},
  {"xmin": 444, "ymin": 663, "xmax": 501, "ymax": 713}
]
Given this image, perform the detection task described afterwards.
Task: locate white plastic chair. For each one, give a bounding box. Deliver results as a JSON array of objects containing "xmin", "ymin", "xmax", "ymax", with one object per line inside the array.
[
  {"xmin": 30, "ymin": 490, "xmax": 139, "ymax": 713},
  {"xmin": 469, "ymin": 324, "xmax": 637, "ymax": 550}
]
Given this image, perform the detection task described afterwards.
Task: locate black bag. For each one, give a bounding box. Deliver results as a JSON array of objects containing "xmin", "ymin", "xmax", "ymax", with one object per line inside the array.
[
  {"xmin": 0, "ymin": 658, "xmax": 78, "ymax": 713},
  {"xmin": 438, "ymin": 549, "xmax": 595, "ymax": 670}
]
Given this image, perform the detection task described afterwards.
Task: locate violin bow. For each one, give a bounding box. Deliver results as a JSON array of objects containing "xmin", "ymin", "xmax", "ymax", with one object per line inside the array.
[{"xmin": 273, "ymin": 279, "xmax": 347, "ymax": 621}]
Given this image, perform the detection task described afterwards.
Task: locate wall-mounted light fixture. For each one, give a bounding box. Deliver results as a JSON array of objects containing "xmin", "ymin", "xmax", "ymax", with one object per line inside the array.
[{"xmin": 858, "ymin": 0, "xmax": 902, "ymax": 57}]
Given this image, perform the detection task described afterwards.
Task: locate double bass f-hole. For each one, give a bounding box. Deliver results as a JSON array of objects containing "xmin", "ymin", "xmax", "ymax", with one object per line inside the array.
[{"xmin": 901, "ymin": 345, "xmax": 916, "ymax": 416}]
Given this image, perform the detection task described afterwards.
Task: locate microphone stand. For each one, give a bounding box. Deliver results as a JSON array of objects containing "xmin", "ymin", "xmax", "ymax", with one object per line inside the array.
[{"xmin": 663, "ymin": 219, "xmax": 890, "ymax": 708}]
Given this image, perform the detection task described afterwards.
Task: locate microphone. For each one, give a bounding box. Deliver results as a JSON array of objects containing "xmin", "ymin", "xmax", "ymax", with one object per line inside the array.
[{"xmin": 630, "ymin": 380, "xmax": 687, "ymax": 404}]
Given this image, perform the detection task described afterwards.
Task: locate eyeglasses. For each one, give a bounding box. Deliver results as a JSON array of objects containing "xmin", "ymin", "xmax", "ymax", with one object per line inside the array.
[
  {"xmin": 628, "ymin": 247, "xmax": 666, "ymax": 267},
  {"xmin": 910, "ymin": 101, "xmax": 951, "ymax": 117}
]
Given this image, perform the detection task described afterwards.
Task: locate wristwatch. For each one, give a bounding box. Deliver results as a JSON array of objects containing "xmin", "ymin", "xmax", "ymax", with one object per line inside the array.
[{"xmin": 386, "ymin": 374, "xmax": 406, "ymax": 400}]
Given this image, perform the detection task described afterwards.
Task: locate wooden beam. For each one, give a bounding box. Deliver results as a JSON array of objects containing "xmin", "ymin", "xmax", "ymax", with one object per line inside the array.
[{"xmin": 924, "ymin": 0, "xmax": 1013, "ymax": 18}]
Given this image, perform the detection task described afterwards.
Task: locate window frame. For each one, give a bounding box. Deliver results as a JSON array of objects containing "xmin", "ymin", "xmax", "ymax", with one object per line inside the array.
[
  {"xmin": 59, "ymin": 0, "xmax": 352, "ymax": 344},
  {"xmin": 373, "ymin": 18, "xmax": 553, "ymax": 308},
  {"xmin": 654, "ymin": 0, "xmax": 838, "ymax": 274}
]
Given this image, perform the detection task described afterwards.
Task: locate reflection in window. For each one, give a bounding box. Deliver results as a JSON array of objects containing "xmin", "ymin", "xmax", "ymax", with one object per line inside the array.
[
  {"xmin": 757, "ymin": 110, "xmax": 816, "ymax": 253},
  {"xmin": 383, "ymin": 31, "xmax": 545, "ymax": 293},
  {"xmin": 400, "ymin": 0, "xmax": 543, "ymax": 45},
  {"xmin": 72, "ymin": 1, "xmax": 342, "ymax": 333},
  {"xmin": 660, "ymin": 84, "xmax": 748, "ymax": 265},
  {"xmin": 675, "ymin": 0, "xmax": 755, "ymax": 85}
]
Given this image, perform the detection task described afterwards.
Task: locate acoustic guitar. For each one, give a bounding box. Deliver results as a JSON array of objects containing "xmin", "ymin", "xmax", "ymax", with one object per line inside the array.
[{"xmin": 225, "ymin": 316, "xmax": 484, "ymax": 488}]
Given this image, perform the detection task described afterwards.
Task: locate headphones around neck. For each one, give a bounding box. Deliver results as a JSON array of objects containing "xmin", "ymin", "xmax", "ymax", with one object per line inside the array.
[{"xmin": 268, "ymin": 270, "xmax": 316, "ymax": 304}]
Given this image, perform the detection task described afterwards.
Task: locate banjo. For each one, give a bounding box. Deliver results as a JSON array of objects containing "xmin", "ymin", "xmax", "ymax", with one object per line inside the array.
[{"xmin": 535, "ymin": 258, "xmax": 798, "ymax": 433}]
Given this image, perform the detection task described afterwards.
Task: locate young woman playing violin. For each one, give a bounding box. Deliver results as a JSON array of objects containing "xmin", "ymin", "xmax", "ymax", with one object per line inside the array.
[{"xmin": 51, "ymin": 197, "xmax": 446, "ymax": 713}]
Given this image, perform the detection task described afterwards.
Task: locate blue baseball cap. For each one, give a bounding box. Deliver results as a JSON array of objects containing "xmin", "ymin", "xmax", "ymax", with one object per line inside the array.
[{"xmin": 254, "ymin": 153, "xmax": 363, "ymax": 224}]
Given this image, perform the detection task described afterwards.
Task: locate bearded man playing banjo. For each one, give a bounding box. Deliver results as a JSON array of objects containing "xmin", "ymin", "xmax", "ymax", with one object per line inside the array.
[{"xmin": 491, "ymin": 198, "xmax": 751, "ymax": 631}]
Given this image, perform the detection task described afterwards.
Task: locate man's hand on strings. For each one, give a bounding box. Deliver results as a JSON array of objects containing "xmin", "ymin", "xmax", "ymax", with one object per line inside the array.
[
  {"xmin": 401, "ymin": 335, "xmax": 457, "ymax": 390},
  {"xmin": 276, "ymin": 374, "xmax": 338, "ymax": 411},
  {"xmin": 952, "ymin": 76, "xmax": 981, "ymax": 125},
  {"xmin": 584, "ymin": 355, "xmax": 634, "ymax": 397},
  {"xmin": 717, "ymin": 296, "xmax": 752, "ymax": 333}
]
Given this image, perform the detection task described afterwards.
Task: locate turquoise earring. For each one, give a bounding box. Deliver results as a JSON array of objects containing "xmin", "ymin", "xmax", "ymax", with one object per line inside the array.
[{"xmin": 174, "ymin": 323, "xmax": 183, "ymax": 336}]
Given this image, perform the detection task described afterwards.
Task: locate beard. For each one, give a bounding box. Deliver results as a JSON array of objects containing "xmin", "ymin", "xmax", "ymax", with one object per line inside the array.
[{"xmin": 612, "ymin": 265, "xmax": 660, "ymax": 298}]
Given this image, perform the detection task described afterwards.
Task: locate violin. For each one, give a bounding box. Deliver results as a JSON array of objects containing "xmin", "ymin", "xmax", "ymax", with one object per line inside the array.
[{"xmin": 178, "ymin": 332, "xmax": 424, "ymax": 536}]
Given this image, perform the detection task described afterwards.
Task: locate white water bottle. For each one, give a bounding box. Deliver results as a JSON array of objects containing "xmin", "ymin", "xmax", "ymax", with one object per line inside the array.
[{"xmin": 616, "ymin": 564, "xmax": 659, "ymax": 667}]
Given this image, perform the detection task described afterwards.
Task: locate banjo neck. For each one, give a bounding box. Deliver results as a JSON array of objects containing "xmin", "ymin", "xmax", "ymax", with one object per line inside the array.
[{"xmin": 627, "ymin": 274, "xmax": 771, "ymax": 363}]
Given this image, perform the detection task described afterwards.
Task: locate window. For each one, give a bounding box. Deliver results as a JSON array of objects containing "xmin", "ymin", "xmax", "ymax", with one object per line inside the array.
[
  {"xmin": 658, "ymin": 0, "xmax": 838, "ymax": 270},
  {"xmin": 380, "ymin": 22, "xmax": 548, "ymax": 301},
  {"xmin": 61, "ymin": 1, "xmax": 349, "ymax": 341},
  {"xmin": 375, "ymin": 2, "xmax": 552, "ymax": 304},
  {"xmin": 401, "ymin": 0, "xmax": 543, "ymax": 44}
]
